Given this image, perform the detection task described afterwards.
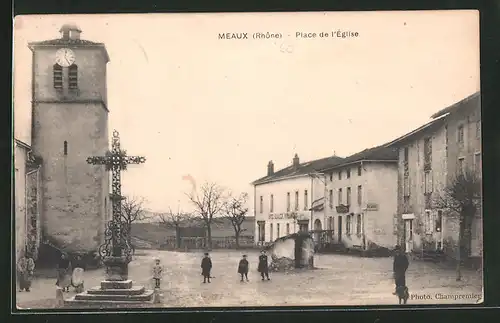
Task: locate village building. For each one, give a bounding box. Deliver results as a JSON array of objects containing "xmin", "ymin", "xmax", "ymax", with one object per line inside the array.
[
  {"xmin": 251, "ymin": 154, "xmax": 344, "ymax": 246},
  {"xmin": 386, "ymin": 92, "xmax": 481, "ymax": 263},
  {"xmin": 14, "ymin": 138, "xmax": 42, "ymax": 262},
  {"xmin": 318, "ymin": 146, "xmax": 399, "ymax": 252},
  {"xmin": 14, "ymin": 24, "xmax": 111, "ymax": 266}
]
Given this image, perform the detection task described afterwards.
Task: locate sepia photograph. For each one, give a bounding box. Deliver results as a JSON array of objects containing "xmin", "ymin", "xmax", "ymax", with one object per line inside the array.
[{"xmin": 12, "ymin": 10, "xmax": 482, "ymax": 310}]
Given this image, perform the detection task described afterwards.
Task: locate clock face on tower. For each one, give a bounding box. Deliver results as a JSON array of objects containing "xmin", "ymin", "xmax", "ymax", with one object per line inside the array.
[{"xmin": 55, "ymin": 48, "xmax": 76, "ymax": 67}]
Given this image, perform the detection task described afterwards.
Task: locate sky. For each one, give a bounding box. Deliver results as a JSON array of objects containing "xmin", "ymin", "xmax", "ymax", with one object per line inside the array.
[{"xmin": 13, "ymin": 11, "xmax": 480, "ymax": 213}]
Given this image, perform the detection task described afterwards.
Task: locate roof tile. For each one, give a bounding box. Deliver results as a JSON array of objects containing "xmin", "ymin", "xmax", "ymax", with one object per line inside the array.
[{"xmin": 252, "ymin": 155, "xmax": 344, "ymax": 185}]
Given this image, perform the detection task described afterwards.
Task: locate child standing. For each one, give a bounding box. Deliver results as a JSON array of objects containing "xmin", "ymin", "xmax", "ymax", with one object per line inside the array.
[
  {"xmin": 201, "ymin": 252, "xmax": 212, "ymax": 283},
  {"xmin": 152, "ymin": 257, "xmax": 163, "ymax": 289},
  {"xmin": 238, "ymin": 255, "xmax": 249, "ymax": 282}
]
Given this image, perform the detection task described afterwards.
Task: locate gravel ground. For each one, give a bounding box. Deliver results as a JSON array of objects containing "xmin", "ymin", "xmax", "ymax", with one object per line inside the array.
[{"xmin": 15, "ymin": 249, "xmax": 483, "ymax": 309}]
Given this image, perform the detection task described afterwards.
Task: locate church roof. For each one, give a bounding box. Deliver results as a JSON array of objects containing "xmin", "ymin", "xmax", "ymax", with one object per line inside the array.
[
  {"xmin": 29, "ymin": 38, "xmax": 104, "ymax": 46},
  {"xmin": 28, "ymin": 38, "xmax": 110, "ymax": 63}
]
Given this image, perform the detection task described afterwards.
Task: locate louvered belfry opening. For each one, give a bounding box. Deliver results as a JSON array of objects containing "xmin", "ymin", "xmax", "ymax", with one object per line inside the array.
[
  {"xmin": 69, "ymin": 64, "xmax": 78, "ymax": 89},
  {"xmin": 53, "ymin": 64, "xmax": 63, "ymax": 89}
]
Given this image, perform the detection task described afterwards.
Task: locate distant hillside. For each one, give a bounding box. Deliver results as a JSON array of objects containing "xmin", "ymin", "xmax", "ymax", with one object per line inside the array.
[
  {"xmin": 131, "ymin": 216, "xmax": 255, "ymax": 244},
  {"xmin": 130, "ymin": 223, "xmax": 174, "ymax": 244}
]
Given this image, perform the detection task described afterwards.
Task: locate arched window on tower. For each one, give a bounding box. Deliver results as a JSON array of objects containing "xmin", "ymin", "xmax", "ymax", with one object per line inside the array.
[
  {"xmin": 64, "ymin": 141, "xmax": 68, "ymax": 155},
  {"xmin": 68, "ymin": 64, "xmax": 78, "ymax": 89},
  {"xmin": 53, "ymin": 64, "xmax": 63, "ymax": 89}
]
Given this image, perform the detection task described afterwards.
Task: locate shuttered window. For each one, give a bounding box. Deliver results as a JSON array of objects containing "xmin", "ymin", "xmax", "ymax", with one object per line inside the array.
[
  {"xmin": 53, "ymin": 64, "xmax": 63, "ymax": 89},
  {"xmin": 69, "ymin": 64, "xmax": 78, "ymax": 89}
]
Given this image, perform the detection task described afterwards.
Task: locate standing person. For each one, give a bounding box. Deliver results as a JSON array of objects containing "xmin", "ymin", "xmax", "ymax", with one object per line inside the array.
[
  {"xmin": 238, "ymin": 254, "xmax": 249, "ymax": 282},
  {"xmin": 258, "ymin": 250, "xmax": 270, "ymax": 281},
  {"xmin": 201, "ymin": 252, "xmax": 212, "ymax": 283},
  {"xmin": 152, "ymin": 257, "xmax": 163, "ymax": 289},
  {"xmin": 392, "ymin": 245, "xmax": 409, "ymax": 295},
  {"xmin": 56, "ymin": 252, "xmax": 72, "ymax": 292},
  {"xmin": 71, "ymin": 254, "xmax": 86, "ymax": 293},
  {"xmin": 17, "ymin": 251, "xmax": 35, "ymax": 292}
]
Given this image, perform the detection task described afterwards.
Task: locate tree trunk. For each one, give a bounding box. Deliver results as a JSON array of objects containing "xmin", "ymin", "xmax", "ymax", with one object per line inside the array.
[
  {"xmin": 175, "ymin": 226, "xmax": 181, "ymax": 249},
  {"xmin": 463, "ymin": 215, "xmax": 473, "ymax": 261},
  {"xmin": 456, "ymin": 216, "xmax": 465, "ymax": 281},
  {"xmin": 235, "ymin": 231, "xmax": 240, "ymax": 249},
  {"xmin": 206, "ymin": 224, "xmax": 212, "ymax": 250}
]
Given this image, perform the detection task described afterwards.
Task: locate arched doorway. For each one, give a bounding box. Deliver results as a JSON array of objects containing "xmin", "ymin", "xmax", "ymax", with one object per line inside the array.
[{"xmin": 314, "ymin": 219, "xmax": 322, "ymax": 244}]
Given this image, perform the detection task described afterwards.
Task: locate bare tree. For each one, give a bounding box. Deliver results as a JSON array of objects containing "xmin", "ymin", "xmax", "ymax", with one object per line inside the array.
[
  {"xmin": 121, "ymin": 196, "xmax": 149, "ymax": 254},
  {"xmin": 157, "ymin": 208, "xmax": 191, "ymax": 249},
  {"xmin": 186, "ymin": 182, "xmax": 226, "ymax": 250},
  {"xmin": 222, "ymin": 192, "xmax": 249, "ymax": 249},
  {"xmin": 433, "ymin": 167, "xmax": 481, "ymax": 281}
]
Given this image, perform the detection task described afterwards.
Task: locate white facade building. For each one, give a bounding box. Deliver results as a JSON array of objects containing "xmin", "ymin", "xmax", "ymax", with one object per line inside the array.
[
  {"xmin": 319, "ymin": 145, "xmax": 399, "ymax": 252},
  {"xmin": 252, "ymin": 154, "xmax": 343, "ymax": 246}
]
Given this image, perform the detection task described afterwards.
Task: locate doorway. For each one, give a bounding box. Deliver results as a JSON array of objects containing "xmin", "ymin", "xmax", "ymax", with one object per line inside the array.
[
  {"xmin": 436, "ymin": 210, "xmax": 443, "ymax": 250},
  {"xmin": 337, "ymin": 216, "xmax": 342, "ymax": 242},
  {"xmin": 403, "ymin": 219, "xmax": 413, "ymax": 252},
  {"xmin": 298, "ymin": 220, "xmax": 309, "ymax": 232},
  {"xmin": 314, "ymin": 219, "xmax": 322, "ymax": 243},
  {"xmin": 257, "ymin": 221, "xmax": 265, "ymax": 243}
]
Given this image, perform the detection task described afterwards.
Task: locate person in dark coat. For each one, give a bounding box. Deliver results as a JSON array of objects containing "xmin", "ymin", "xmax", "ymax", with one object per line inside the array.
[
  {"xmin": 258, "ymin": 250, "xmax": 270, "ymax": 281},
  {"xmin": 392, "ymin": 245, "xmax": 409, "ymax": 294},
  {"xmin": 56, "ymin": 252, "xmax": 72, "ymax": 292},
  {"xmin": 17, "ymin": 250, "xmax": 35, "ymax": 292},
  {"xmin": 238, "ymin": 255, "xmax": 249, "ymax": 282},
  {"xmin": 201, "ymin": 252, "xmax": 212, "ymax": 283}
]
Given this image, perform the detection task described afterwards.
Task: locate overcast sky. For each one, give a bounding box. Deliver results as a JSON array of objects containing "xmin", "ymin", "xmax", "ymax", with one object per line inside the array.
[{"xmin": 13, "ymin": 11, "xmax": 479, "ymax": 213}]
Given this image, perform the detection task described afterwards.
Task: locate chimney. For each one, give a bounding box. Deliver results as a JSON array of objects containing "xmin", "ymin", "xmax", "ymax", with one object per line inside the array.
[
  {"xmin": 293, "ymin": 154, "xmax": 300, "ymax": 168},
  {"xmin": 267, "ymin": 160, "xmax": 274, "ymax": 176}
]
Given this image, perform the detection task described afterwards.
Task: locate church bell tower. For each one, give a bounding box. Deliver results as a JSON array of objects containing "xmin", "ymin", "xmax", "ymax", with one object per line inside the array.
[{"xmin": 28, "ymin": 24, "xmax": 111, "ymax": 255}]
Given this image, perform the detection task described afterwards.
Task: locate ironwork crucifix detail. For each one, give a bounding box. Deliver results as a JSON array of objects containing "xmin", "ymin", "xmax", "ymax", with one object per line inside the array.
[{"xmin": 86, "ymin": 130, "xmax": 146, "ymax": 260}]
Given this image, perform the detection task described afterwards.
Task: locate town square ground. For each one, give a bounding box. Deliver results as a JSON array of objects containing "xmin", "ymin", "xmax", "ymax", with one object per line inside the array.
[{"xmin": 16, "ymin": 250, "xmax": 483, "ymax": 309}]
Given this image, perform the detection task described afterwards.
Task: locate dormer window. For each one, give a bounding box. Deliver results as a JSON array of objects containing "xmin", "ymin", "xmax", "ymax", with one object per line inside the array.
[{"xmin": 53, "ymin": 64, "xmax": 63, "ymax": 89}]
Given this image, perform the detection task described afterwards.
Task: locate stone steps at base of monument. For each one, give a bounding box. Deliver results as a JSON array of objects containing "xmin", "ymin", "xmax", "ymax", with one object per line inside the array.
[
  {"xmin": 87, "ymin": 285, "xmax": 146, "ymax": 295},
  {"xmin": 64, "ymin": 297, "xmax": 154, "ymax": 308},
  {"xmin": 101, "ymin": 280, "xmax": 133, "ymax": 290},
  {"xmin": 73, "ymin": 289, "xmax": 154, "ymax": 301}
]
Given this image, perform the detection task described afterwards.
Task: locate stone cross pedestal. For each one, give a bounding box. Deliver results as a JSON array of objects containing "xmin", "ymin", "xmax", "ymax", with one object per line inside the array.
[{"xmin": 65, "ymin": 276, "xmax": 154, "ymax": 308}]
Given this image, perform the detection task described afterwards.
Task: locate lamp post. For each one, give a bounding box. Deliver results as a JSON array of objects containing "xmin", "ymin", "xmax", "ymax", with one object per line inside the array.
[{"xmin": 308, "ymin": 171, "xmax": 327, "ymax": 245}]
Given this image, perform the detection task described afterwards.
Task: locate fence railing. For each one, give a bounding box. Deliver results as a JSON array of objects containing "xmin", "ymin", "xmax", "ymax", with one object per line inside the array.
[{"xmin": 159, "ymin": 236, "xmax": 255, "ymax": 250}]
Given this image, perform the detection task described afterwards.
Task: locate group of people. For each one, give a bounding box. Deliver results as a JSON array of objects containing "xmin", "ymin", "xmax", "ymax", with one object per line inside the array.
[
  {"xmin": 16, "ymin": 251, "xmax": 86, "ymax": 293},
  {"xmin": 203, "ymin": 250, "xmax": 271, "ymax": 283},
  {"xmin": 151, "ymin": 246, "xmax": 409, "ymax": 293},
  {"xmin": 16, "ymin": 251, "xmax": 35, "ymax": 292},
  {"xmin": 55, "ymin": 253, "xmax": 86, "ymax": 293},
  {"xmin": 151, "ymin": 250, "xmax": 273, "ymax": 288}
]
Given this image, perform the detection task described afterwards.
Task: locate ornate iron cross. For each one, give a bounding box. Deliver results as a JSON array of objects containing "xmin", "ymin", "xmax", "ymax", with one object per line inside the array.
[{"xmin": 86, "ymin": 130, "xmax": 146, "ymax": 260}]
